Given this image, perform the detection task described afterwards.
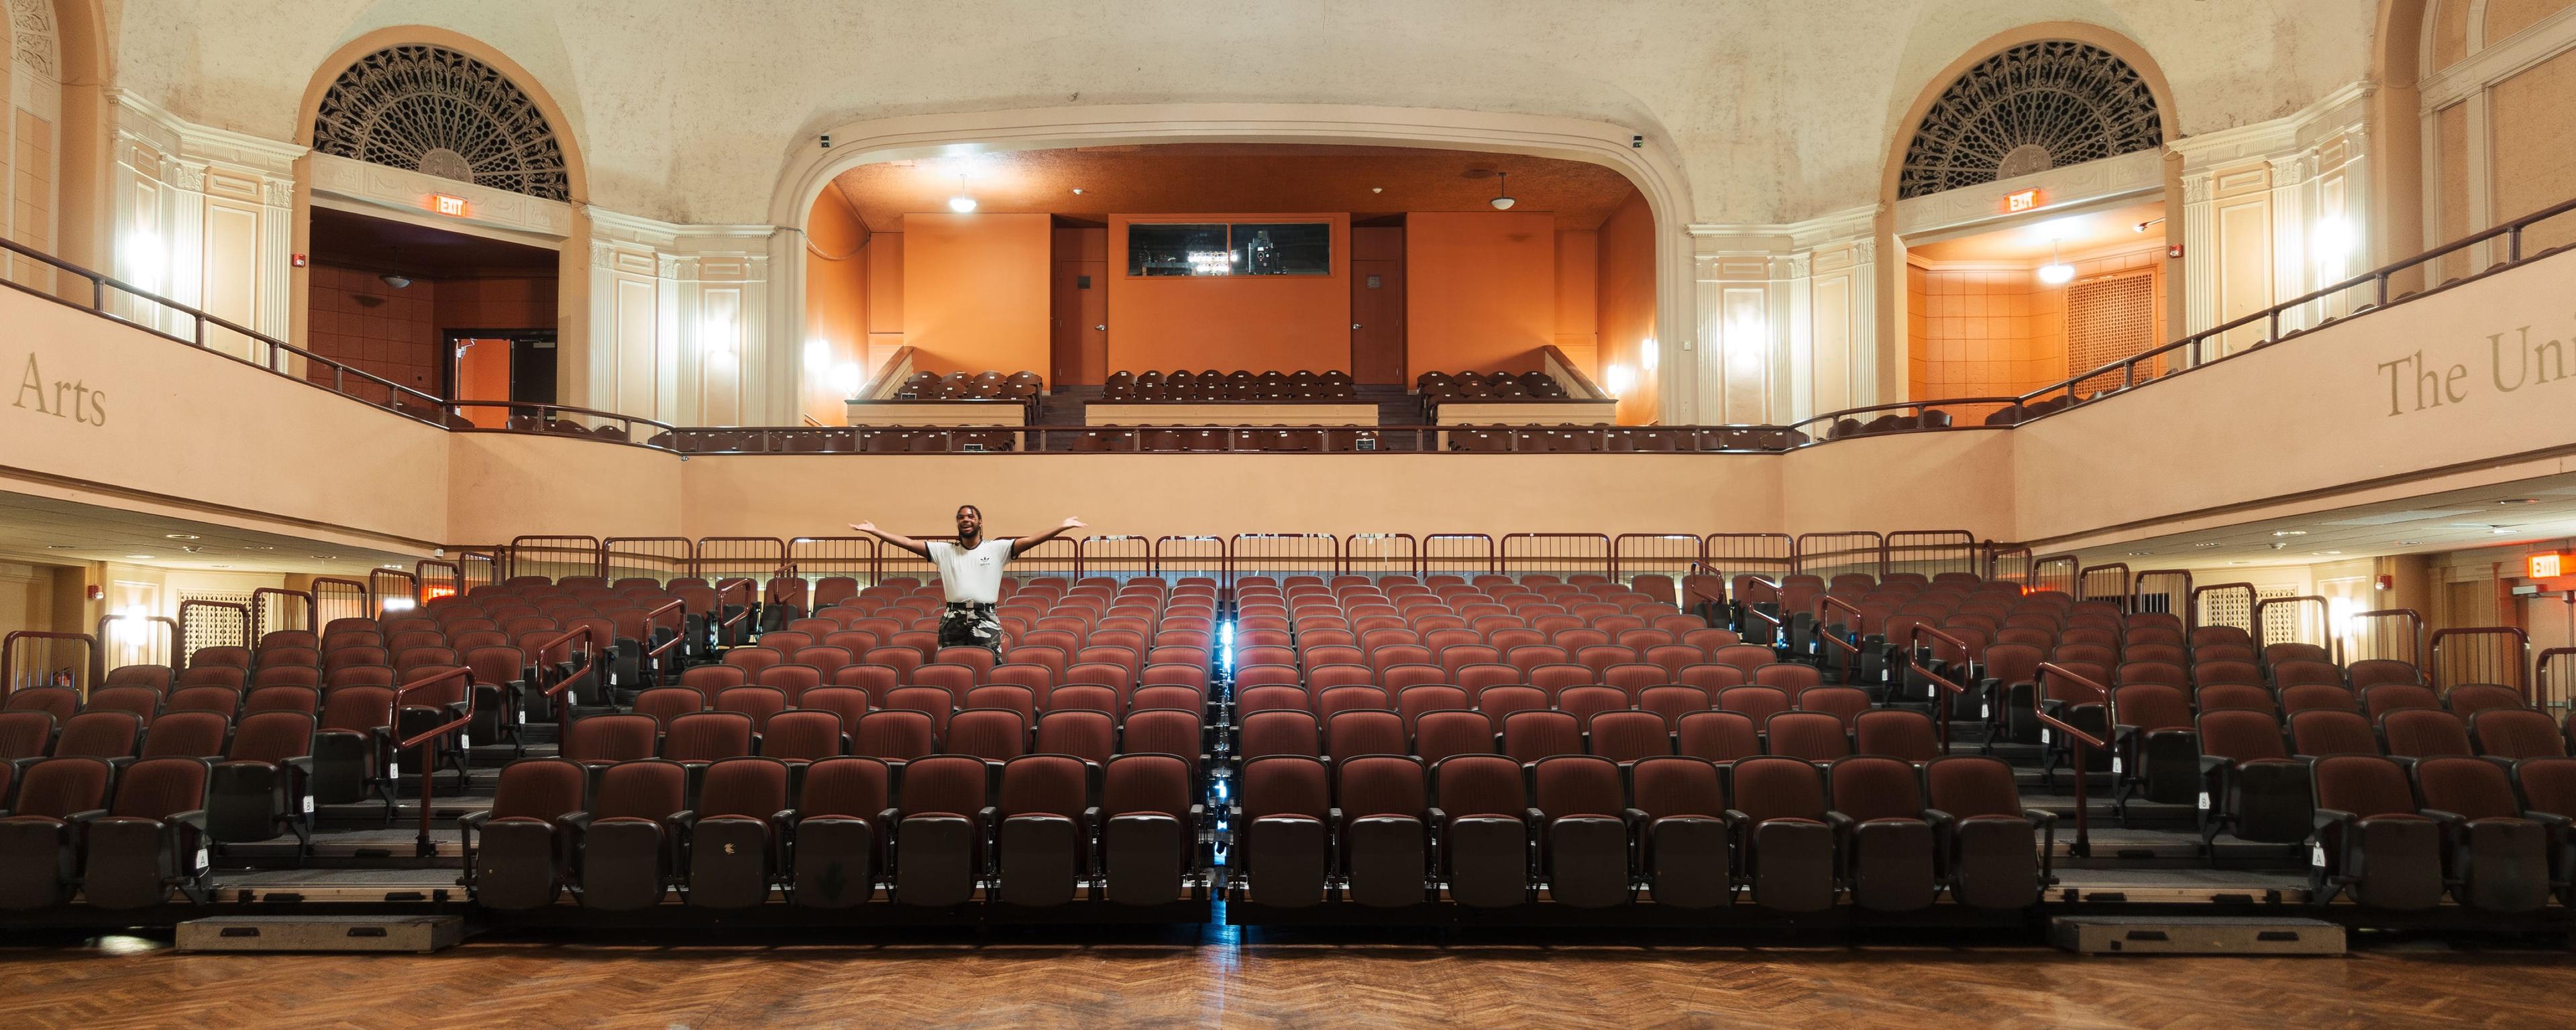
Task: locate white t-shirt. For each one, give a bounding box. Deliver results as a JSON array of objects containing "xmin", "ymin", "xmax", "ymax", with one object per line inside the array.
[{"xmin": 929, "ymin": 538, "xmax": 1016, "ymax": 604}]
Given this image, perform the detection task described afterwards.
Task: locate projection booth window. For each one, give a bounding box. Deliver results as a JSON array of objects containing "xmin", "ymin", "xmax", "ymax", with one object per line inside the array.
[{"xmin": 1128, "ymin": 223, "xmax": 1329, "ymax": 276}]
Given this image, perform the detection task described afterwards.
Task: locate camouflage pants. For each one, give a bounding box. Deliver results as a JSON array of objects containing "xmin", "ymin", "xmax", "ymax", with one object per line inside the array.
[{"xmin": 938, "ymin": 602, "xmax": 1002, "ymax": 654}]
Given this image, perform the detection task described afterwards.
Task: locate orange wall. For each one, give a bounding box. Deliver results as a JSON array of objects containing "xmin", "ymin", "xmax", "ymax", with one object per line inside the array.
[
  {"xmin": 1106, "ymin": 214, "xmax": 1350, "ymax": 373},
  {"xmin": 1594, "ymin": 192, "xmax": 1657, "ymax": 424},
  {"xmin": 804, "ymin": 189, "xmax": 871, "ymax": 423},
  {"xmin": 306, "ymin": 265, "xmax": 556, "ymax": 399},
  {"xmin": 1909, "ymin": 246, "xmax": 2167, "ymax": 418},
  {"xmin": 1554, "ymin": 229, "xmax": 1599, "ymax": 374},
  {"xmin": 1407, "ymin": 211, "xmax": 1558, "ymax": 380},
  {"xmin": 902, "ymin": 213, "xmax": 1051, "ymax": 375}
]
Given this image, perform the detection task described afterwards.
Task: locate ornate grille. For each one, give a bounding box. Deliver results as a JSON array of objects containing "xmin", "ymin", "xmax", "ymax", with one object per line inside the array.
[
  {"xmin": 1898, "ymin": 41, "xmax": 2163, "ymax": 200},
  {"xmin": 312, "ymin": 45, "xmax": 569, "ymax": 201},
  {"xmin": 2067, "ymin": 273, "xmax": 2157, "ymax": 394},
  {"xmin": 8, "ymin": 0, "xmax": 58, "ymax": 78}
]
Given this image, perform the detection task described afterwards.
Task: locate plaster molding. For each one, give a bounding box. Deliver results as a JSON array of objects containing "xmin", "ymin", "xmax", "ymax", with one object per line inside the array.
[
  {"xmin": 2169, "ymin": 80, "xmax": 2376, "ymax": 172},
  {"xmin": 310, "ymin": 152, "xmax": 573, "ymax": 239},
  {"xmin": 2418, "ymin": 4, "xmax": 2576, "ymax": 110},
  {"xmin": 1892, "ymin": 150, "xmax": 2163, "ymax": 237}
]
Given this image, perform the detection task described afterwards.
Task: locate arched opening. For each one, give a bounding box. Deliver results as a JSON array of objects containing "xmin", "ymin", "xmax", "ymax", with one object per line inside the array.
[
  {"xmin": 770, "ymin": 105, "xmax": 1697, "ymax": 428},
  {"xmin": 2, "ymin": 0, "xmax": 104, "ymax": 293},
  {"xmin": 289, "ymin": 30, "xmax": 587, "ymax": 420},
  {"xmin": 796, "ymin": 143, "xmax": 1656, "ymax": 428},
  {"xmin": 1875, "ymin": 25, "xmax": 2182, "ymax": 419}
]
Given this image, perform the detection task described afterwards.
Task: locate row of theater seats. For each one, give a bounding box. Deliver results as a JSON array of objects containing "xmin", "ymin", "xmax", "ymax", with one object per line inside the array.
[
  {"xmin": 1446, "ymin": 426, "xmax": 1809, "ymax": 452},
  {"xmin": 466, "ymin": 752, "xmax": 1201, "ymax": 911},
  {"xmin": 1415, "ymin": 371, "xmax": 1570, "ymax": 400},
  {"xmin": 1823, "ymin": 410, "xmax": 1955, "ymax": 438},
  {"xmin": 1234, "ymin": 753, "xmax": 2053, "ymax": 911},
  {"xmin": 895, "ymin": 370, "xmax": 1044, "ymax": 400},
  {"xmin": 0, "ymin": 728, "xmax": 339, "ymax": 910},
  {"xmin": 1103, "ymin": 369, "xmax": 1356, "ymax": 402}
]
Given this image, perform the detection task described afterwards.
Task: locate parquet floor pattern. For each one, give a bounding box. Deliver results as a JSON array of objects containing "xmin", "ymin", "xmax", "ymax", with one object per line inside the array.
[{"xmin": 0, "ymin": 930, "xmax": 2569, "ymax": 1029}]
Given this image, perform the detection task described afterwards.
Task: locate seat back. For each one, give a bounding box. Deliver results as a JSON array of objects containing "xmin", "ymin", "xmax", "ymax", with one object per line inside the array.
[
  {"xmin": 110, "ymin": 757, "xmax": 210, "ymax": 820},
  {"xmin": 138, "ymin": 711, "xmax": 229, "ymax": 758},
  {"xmin": 1530, "ymin": 754, "xmax": 1624, "ymax": 818},
  {"xmin": 593, "ymin": 760, "xmax": 689, "ymax": 821},
  {"xmin": 2310, "ymin": 754, "xmax": 2416, "ymax": 818},
  {"xmin": 1828, "ymin": 755, "xmax": 1925, "ymax": 822},
  {"xmin": 2290, "ymin": 709, "xmax": 2381, "ymax": 757},
  {"xmin": 1729, "ymin": 756, "xmax": 1826, "ymax": 821},
  {"xmin": 1923, "ymin": 756, "xmax": 2023, "ymax": 819}
]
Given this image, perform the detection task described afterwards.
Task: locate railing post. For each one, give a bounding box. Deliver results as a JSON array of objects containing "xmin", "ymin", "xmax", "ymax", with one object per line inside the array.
[
  {"xmin": 2509, "ymin": 225, "xmax": 2523, "ymax": 263},
  {"xmin": 2068, "ymin": 736, "xmax": 2090, "ymax": 858}
]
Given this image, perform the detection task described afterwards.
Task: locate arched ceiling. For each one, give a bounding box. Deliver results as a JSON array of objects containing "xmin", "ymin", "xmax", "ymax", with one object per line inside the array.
[
  {"xmin": 825, "ymin": 144, "xmax": 1644, "ymax": 231},
  {"xmin": 115, "ymin": 0, "xmax": 2377, "ymax": 226}
]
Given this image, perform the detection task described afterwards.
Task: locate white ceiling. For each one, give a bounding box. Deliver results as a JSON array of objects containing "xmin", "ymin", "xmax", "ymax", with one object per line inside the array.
[
  {"xmin": 0, "ymin": 492, "xmax": 431, "ymax": 577},
  {"xmin": 2072, "ymin": 473, "xmax": 2576, "ymax": 573}
]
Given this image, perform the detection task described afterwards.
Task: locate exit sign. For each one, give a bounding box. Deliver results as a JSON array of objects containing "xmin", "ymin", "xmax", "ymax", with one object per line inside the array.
[
  {"xmin": 2532, "ymin": 552, "xmax": 2565, "ymax": 579},
  {"xmin": 2005, "ymin": 188, "xmax": 2041, "ymax": 213},
  {"xmin": 429, "ymin": 194, "xmax": 470, "ymax": 217}
]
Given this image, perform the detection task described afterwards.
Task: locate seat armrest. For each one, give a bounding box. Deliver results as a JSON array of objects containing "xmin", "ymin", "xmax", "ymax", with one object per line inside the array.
[
  {"xmin": 2022, "ymin": 807, "xmax": 2059, "ymax": 827},
  {"xmin": 669, "ymin": 809, "xmax": 698, "ymax": 832},
  {"xmin": 2198, "ymin": 755, "xmax": 2231, "ymax": 776},
  {"xmin": 2312, "ymin": 807, "xmax": 2357, "ymax": 835},
  {"xmin": 1424, "ymin": 806, "xmax": 1449, "ymax": 831},
  {"xmin": 457, "ymin": 809, "xmax": 493, "ymax": 832},
  {"xmin": 2525, "ymin": 811, "xmax": 2571, "ymax": 829}
]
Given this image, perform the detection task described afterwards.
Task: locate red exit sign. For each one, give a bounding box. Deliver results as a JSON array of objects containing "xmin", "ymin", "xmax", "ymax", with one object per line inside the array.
[
  {"xmin": 2005, "ymin": 188, "xmax": 2041, "ymax": 213},
  {"xmin": 429, "ymin": 194, "xmax": 470, "ymax": 217},
  {"xmin": 2532, "ymin": 552, "xmax": 2565, "ymax": 579}
]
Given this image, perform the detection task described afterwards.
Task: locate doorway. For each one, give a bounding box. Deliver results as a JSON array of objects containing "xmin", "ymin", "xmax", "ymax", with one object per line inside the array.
[
  {"xmin": 447, "ymin": 331, "xmax": 559, "ymax": 427},
  {"xmin": 1350, "ymin": 224, "xmax": 1406, "ymax": 384}
]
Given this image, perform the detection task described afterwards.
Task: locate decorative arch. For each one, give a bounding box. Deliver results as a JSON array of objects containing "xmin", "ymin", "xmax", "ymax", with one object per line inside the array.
[
  {"xmin": 1873, "ymin": 22, "xmax": 2182, "ymax": 401},
  {"xmin": 310, "ymin": 44, "xmax": 569, "ymax": 201},
  {"xmin": 294, "ymin": 27, "xmax": 586, "ymax": 201},
  {"xmin": 764, "ymin": 103, "xmax": 1704, "ymax": 421},
  {"xmin": 1896, "ymin": 40, "xmax": 2164, "ymax": 200}
]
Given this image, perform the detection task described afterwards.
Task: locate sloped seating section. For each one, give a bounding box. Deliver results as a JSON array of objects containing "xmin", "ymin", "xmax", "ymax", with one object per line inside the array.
[
  {"xmin": 897, "ymin": 370, "xmax": 1044, "ymax": 400},
  {"xmin": 1104, "ymin": 369, "xmax": 1356, "ymax": 401},
  {"xmin": 1417, "ymin": 371, "xmax": 1570, "ymax": 400}
]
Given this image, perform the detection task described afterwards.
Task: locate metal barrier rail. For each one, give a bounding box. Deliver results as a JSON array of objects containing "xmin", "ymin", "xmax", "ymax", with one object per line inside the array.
[
  {"xmin": 2430, "ymin": 626, "xmax": 2531, "ymax": 694},
  {"xmin": 176, "ymin": 599, "xmax": 251, "ymax": 669},
  {"xmin": 531, "ymin": 625, "xmax": 602, "ymax": 746},
  {"xmin": 1816, "ymin": 594, "xmax": 1867, "ymax": 683},
  {"xmin": 2, "ymin": 630, "xmax": 99, "ymax": 694},
  {"xmin": 2255, "ymin": 595, "xmax": 2338, "ymax": 665},
  {"xmin": 2349, "ymin": 608, "xmax": 2426, "ymax": 668},
  {"xmin": 2538, "ymin": 646, "xmax": 2576, "ymax": 716},
  {"xmin": 392, "ymin": 666, "xmax": 476, "ymax": 858},
  {"xmin": 94, "ymin": 614, "xmax": 178, "ymax": 680},
  {"xmin": 639, "ymin": 598, "xmax": 688, "ymax": 682},
  {"xmin": 2033, "ymin": 661, "xmax": 2112, "ymax": 859},
  {"xmin": 252, "ymin": 587, "xmax": 314, "ymax": 644}
]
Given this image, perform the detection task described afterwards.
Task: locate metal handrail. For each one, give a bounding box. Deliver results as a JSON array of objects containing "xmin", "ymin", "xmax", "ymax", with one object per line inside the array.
[
  {"xmin": 1906, "ymin": 623, "xmax": 1974, "ymax": 753},
  {"xmin": 2033, "ymin": 661, "xmax": 2111, "ymax": 859},
  {"xmin": 391, "ymin": 665, "xmax": 476, "ymax": 858},
  {"xmin": 1815, "ymin": 594, "xmax": 1868, "ymax": 681},
  {"xmin": 9, "ymin": 193, "xmax": 2576, "ymax": 452},
  {"xmin": 2538, "ymin": 646, "xmax": 2576, "ymax": 715},
  {"xmin": 531, "ymin": 625, "xmax": 602, "ymax": 745},
  {"xmin": 2429, "ymin": 626, "xmax": 2532, "ymax": 693},
  {"xmin": 639, "ymin": 598, "xmax": 689, "ymax": 683},
  {"xmin": 1682, "ymin": 561, "xmax": 1727, "ymax": 607}
]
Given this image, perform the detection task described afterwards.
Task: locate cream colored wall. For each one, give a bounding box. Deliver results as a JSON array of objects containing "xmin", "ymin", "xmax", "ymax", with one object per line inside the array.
[
  {"xmin": 2, "ymin": 278, "xmax": 450, "ymax": 549},
  {"xmin": 2416, "ymin": 0, "xmax": 2576, "ymax": 269},
  {"xmin": 444, "ymin": 432, "xmax": 683, "ymax": 546},
  {"xmin": 2014, "ymin": 244, "xmax": 2576, "ymax": 543}
]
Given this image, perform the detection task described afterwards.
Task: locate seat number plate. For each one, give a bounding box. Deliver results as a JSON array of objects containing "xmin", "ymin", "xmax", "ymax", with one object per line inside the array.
[
  {"xmin": 1980, "ymin": 702, "xmax": 1990, "ymax": 719},
  {"xmin": 195, "ymin": 848, "xmax": 209, "ymax": 872},
  {"xmin": 2311, "ymin": 844, "xmax": 2326, "ymax": 868},
  {"xmin": 2196, "ymin": 791, "xmax": 2210, "ymax": 811},
  {"xmin": 303, "ymin": 794, "xmax": 315, "ymax": 815},
  {"xmin": 2039, "ymin": 728, "xmax": 2051, "ymax": 744},
  {"xmin": 2110, "ymin": 757, "xmax": 2122, "ymax": 775}
]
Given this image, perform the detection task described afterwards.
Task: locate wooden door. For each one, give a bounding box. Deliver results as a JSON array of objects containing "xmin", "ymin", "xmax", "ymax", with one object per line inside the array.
[
  {"xmin": 451, "ymin": 337, "xmax": 513, "ymax": 428},
  {"xmin": 1051, "ymin": 260, "xmax": 1109, "ymax": 386},
  {"xmin": 1350, "ymin": 259, "xmax": 1405, "ymax": 384}
]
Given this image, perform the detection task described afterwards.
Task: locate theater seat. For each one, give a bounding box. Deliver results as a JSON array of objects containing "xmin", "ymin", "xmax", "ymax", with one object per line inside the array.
[
  {"xmin": 2414, "ymin": 756, "xmax": 2552, "ymax": 913},
  {"xmin": 682, "ymin": 757, "xmax": 792, "ymax": 908},
  {"xmin": 2310, "ymin": 754, "xmax": 2443, "ymax": 911},
  {"xmin": 1531, "ymin": 755, "xmax": 1631, "ymax": 907},
  {"xmin": 893, "ymin": 754, "xmax": 990, "ymax": 907},
  {"xmin": 461, "ymin": 758, "xmax": 588, "ymax": 909},
  {"xmin": 1626, "ymin": 756, "xmax": 1731, "ymax": 907},
  {"xmin": 0, "ymin": 757, "xmax": 115, "ymax": 909},
  {"xmin": 205, "ymin": 711, "xmax": 318, "ymax": 859},
  {"xmin": 1726, "ymin": 756, "xmax": 1835, "ymax": 911},
  {"xmin": 1924, "ymin": 756, "xmax": 2054, "ymax": 909},
  {"xmin": 81, "ymin": 756, "xmax": 215, "ymax": 909},
  {"xmin": 2196, "ymin": 709, "xmax": 2311, "ymax": 845},
  {"xmin": 786, "ymin": 757, "xmax": 894, "ymax": 909},
  {"xmin": 1828, "ymin": 756, "xmax": 1936, "ymax": 911},
  {"xmin": 1338, "ymin": 754, "xmax": 1430, "ymax": 908},
  {"xmin": 1236, "ymin": 755, "xmax": 1331, "ymax": 907}
]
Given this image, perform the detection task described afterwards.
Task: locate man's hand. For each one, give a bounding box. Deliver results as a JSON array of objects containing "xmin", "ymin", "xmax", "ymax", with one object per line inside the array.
[
  {"xmin": 1062, "ymin": 516, "xmax": 1087, "ymax": 530},
  {"xmin": 849, "ymin": 520, "xmax": 877, "ymax": 534}
]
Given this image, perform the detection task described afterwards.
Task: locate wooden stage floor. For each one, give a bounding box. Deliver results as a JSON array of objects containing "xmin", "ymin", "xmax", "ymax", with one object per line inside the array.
[{"xmin": 2, "ymin": 925, "xmax": 2571, "ymax": 1029}]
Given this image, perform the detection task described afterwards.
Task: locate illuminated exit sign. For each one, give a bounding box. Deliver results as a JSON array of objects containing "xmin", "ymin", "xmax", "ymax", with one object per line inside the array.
[
  {"xmin": 2006, "ymin": 188, "xmax": 2042, "ymax": 213},
  {"xmin": 2532, "ymin": 552, "xmax": 2566, "ymax": 579},
  {"xmin": 429, "ymin": 194, "xmax": 470, "ymax": 217}
]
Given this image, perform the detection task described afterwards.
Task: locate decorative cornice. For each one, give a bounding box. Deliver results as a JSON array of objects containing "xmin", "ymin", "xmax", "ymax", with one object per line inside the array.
[
  {"xmin": 1892, "ymin": 149, "xmax": 2163, "ymax": 236},
  {"xmin": 107, "ymin": 89, "xmax": 308, "ymax": 170},
  {"xmin": 2169, "ymin": 80, "xmax": 2374, "ymax": 170}
]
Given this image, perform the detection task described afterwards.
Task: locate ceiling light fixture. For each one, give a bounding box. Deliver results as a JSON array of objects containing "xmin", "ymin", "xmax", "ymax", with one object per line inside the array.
[
  {"xmin": 241, "ymin": 545, "xmax": 274, "ymax": 551},
  {"xmin": 947, "ymin": 196, "xmax": 977, "ymax": 213},
  {"xmin": 379, "ymin": 274, "xmax": 413, "ymax": 290},
  {"xmin": 1070, "ymin": 188, "xmax": 1084, "ymax": 195},
  {"xmin": 2491, "ymin": 528, "xmax": 2513, "ymax": 535},
  {"xmin": 2272, "ymin": 530, "xmax": 2307, "ymax": 537},
  {"xmin": 43, "ymin": 545, "xmax": 74, "ymax": 550},
  {"xmin": 1489, "ymin": 171, "xmax": 1516, "ymax": 211},
  {"xmin": 164, "ymin": 533, "xmax": 199, "ymax": 540},
  {"xmin": 2399, "ymin": 540, "xmax": 2422, "ymax": 546},
  {"xmin": 125, "ymin": 554, "xmax": 152, "ymax": 560},
  {"xmin": 311, "ymin": 555, "xmax": 336, "ymax": 560},
  {"xmin": 2036, "ymin": 238, "xmax": 2074, "ymax": 286},
  {"xmin": 2191, "ymin": 542, "xmax": 2223, "ymax": 549},
  {"xmin": 2497, "ymin": 498, "xmax": 2539, "ymax": 505},
  {"xmin": 209, "ymin": 564, "xmax": 232, "ymax": 569}
]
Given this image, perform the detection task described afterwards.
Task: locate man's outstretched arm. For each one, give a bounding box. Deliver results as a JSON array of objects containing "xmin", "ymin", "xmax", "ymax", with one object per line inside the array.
[
  {"xmin": 1011, "ymin": 516, "xmax": 1087, "ymax": 557},
  {"xmin": 849, "ymin": 520, "xmax": 934, "ymax": 560}
]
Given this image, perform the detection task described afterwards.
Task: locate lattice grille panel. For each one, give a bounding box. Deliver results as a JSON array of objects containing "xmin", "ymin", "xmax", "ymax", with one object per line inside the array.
[{"xmin": 2068, "ymin": 274, "xmax": 2157, "ymax": 394}]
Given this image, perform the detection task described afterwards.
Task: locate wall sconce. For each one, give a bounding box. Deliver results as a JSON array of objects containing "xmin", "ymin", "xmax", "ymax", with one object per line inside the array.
[
  {"xmin": 703, "ymin": 314, "xmax": 739, "ymax": 361},
  {"xmin": 1640, "ymin": 339, "xmax": 1658, "ymax": 371},
  {"xmin": 803, "ymin": 338, "xmax": 830, "ymax": 371},
  {"xmin": 832, "ymin": 362, "xmax": 865, "ymax": 398},
  {"xmin": 1603, "ymin": 364, "xmax": 1635, "ymax": 397},
  {"xmin": 2313, "ymin": 216, "xmax": 2357, "ymax": 266}
]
